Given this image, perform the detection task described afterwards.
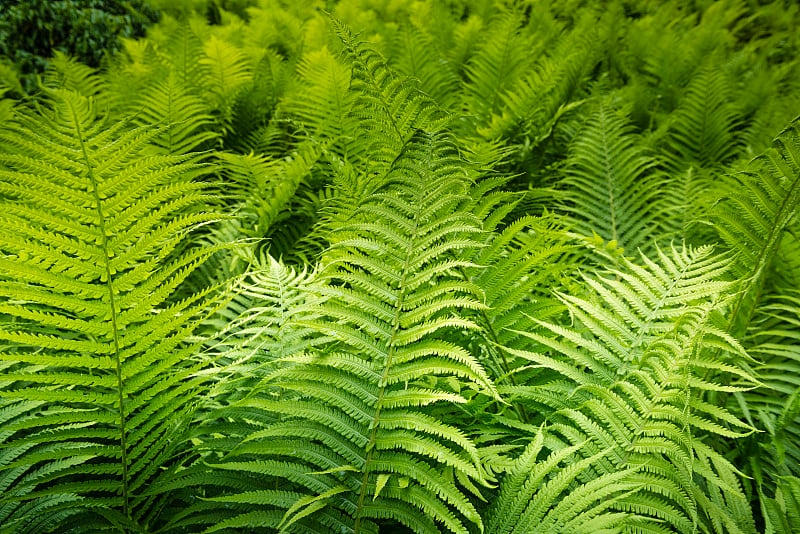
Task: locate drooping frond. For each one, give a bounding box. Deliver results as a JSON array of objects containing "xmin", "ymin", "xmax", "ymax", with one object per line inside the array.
[
  {"xmin": 503, "ymin": 244, "xmax": 759, "ymax": 533},
  {"xmin": 189, "ymin": 131, "xmax": 498, "ymax": 534},
  {"xmin": 0, "ymin": 89, "xmax": 226, "ymax": 532},
  {"xmin": 711, "ymin": 117, "xmax": 800, "ymax": 335},
  {"xmin": 560, "ymin": 104, "xmax": 663, "ymax": 256}
]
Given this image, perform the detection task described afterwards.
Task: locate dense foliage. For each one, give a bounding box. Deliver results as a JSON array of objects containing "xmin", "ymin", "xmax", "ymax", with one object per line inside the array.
[
  {"xmin": 0, "ymin": 0, "xmax": 799, "ymax": 532},
  {"xmin": 0, "ymin": 0, "xmax": 159, "ymax": 92}
]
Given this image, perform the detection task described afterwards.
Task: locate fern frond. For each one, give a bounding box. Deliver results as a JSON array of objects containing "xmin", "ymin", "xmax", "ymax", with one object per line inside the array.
[
  {"xmin": 198, "ymin": 131, "xmax": 497, "ymax": 534},
  {"xmin": 204, "ymin": 252, "xmax": 326, "ymax": 398},
  {"xmin": 477, "ymin": 13, "xmax": 598, "ymax": 146},
  {"xmin": 392, "ymin": 26, "xmax": 460, "ymax": 111},
  {"xmin": 712, "ymin": 117, "xmax": 800, "ymax": 335},
  {"xmin": 461, "ymin": 9, "xmax": 534, "ymax": 125},
  {"xmin": 43, "ymin": 51, "xmax": 104, "ymax": 99},
  {"xmin": 560, "ymin": 104, "xmax": 663, "ymax": 255},
  {"xmin": 282, "ymin": 46, "xmax": 359, "ymax": 158},
  {"xmin": 503, "ymin": 244, "xmax": 759, "ymax": 533},
  {"xmin": 200, "ymin": 35, "xmax": 253, "ymax": 129},
  {"xmin": 330, "ymin": 15, "xmax": 448, "ymax": 174},
  {"xmin": 131, "ymin": 74, "xmax": 219, "ymax": 154},
  {"xmin": 0, "ymin": 89, "xmax": 226, "ymax": 531},
  {"xmin": 662, "ymin": 67, "xmax": 742, "ymax": 172}
]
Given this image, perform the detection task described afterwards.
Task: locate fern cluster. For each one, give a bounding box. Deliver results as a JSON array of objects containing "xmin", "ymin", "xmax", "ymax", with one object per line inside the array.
[{"xmin": 1, "ymin": 0, "xmax": 800, "ymax": 533}]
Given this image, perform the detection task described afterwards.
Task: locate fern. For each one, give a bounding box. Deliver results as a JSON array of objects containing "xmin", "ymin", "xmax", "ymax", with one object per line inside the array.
[
  {"xmin": 1, "ymin": 1, "xmax": 800, "ymax": 532},
  {"xmin": 43, "ymin": 51, "xmax": 104, "ymax": 99},
  {"xmin": 282, "ymin": 46, "xmax": 356, "ymax": 152},
  {"xmin": 503, "ymin": 244, "xmax": 759, "ymax": 533},
  {"xmin": 129, "ymin": 74, "xmax": 219, "ymax": 155},
  {"xmin": 330, "ymin": 16, "xmax": 448, "ymax": 175},
  {"xmin": 191, "ymin": 131, "xmax": 498, "ymax": 534},
  {"xmin": 486, "ymin": 427, "xmax": 637, "ymax": 534},
  {"xmin": 661, "ymin": 67, "xmax": 742, "ymax": 172},
  {"xmin": 461, "ymin": 8, "xmax": 534, "ymax": 126},
  {"xmin": 200, "ymin": 35, "xmax": 253, "ymax": 131},
  {"xmin": 560, "ymin": 104, "xmax": 663, "ymax": 257},
  {"xmin": 392, "ymin": 26, "xmax": 460, "ymax": 111},
  {"xmin": 0, "ymin": 90, "xmax": 226, "ymax": 531},
  {"xmin": 712, "ymin": 117, "xmax": 800, "ymax": 336}
]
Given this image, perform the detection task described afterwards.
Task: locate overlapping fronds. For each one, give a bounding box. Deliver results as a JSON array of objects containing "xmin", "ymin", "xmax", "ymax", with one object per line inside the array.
[
  {"xmin": 281, "ymin": 46, "xmax": 359, "ymax": 158},
  {"xmin": 560, "ymin": 104, "xmax": 663, "ymax": 256},
  {"xmin": 461, "ymin": 9, "xmax": 534, "ymax": 125},
  {"xmin": 738, "ymin": 292, "xmax": 800, "ymax": 478},
  {"xmin": 1, "ymin": 1, "xmax": 799, "ymax": 532},
  {"xmin": 0, "ymin": 89, "xmax": 225, "ymax": 532},
  {"xmin": 190, "ymin": 131, "xmax": 498, "ymax": 534},
  {"xmin": 467, "ymin": 212, "xmax": 576, "ymax": 381},
  {"xmin": 392, "ymin": 26, "xmax": 460, "ymax": 111},
  {"xmin": 486, "ymin": 427, "xmax": 636, "ymax": 534},
  {"xmin": 161, "ymin": 18, "xmax": 207, "ymax": 90},
  {"xmin": 711, "ymin": 118, "xmax": 800, "ymax": 335},
  {"xmin": 503, "ymin": 244, "xmax": 759, "ymax": 533},
  {"xmin": 217, "ymin": 149, "xmax": 311, "ymax": 241},
  {"xmin": 205, "ymin": 252, "xmax": 326, "ymax": 390},
  {"xmin": 762, "ymin": 476, "xmax": 800, "ymax": 534},
  {"xmin": 477, "ymin": 14, "xmax": 599, "ymax": 146},
  {"xmin": 330, "ymin": 16, "xmax": 448, "ymax": 174}
]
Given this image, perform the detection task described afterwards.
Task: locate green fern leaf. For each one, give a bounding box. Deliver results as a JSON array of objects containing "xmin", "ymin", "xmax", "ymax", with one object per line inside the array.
[
  {"xmin": 196, "ymin": 131, "xmax": 497, "ymax": 534},
  {"xmin": 560, "ymin": 104, "xmax": 663, "ymax": 256},
  {"xmin": 503, "ymin": 244, "xmax": 759, "ymax": 533},
  {"xmin": 0, "ymin": 90, "xmax": 227, "ymax": 532},
  {"xmin": 131, "ymin": 74, "xmax": 219, "ymax": 154}
]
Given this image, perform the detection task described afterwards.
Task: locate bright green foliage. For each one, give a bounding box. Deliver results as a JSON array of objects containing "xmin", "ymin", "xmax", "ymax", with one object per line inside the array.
[
  {"xmin": 190, "ymin": 131, "xmax": 498, "ymax": 534},
  {"xmin": 0, "ymin": 90, "xmax": 225, "ymax": 531},
  {"xmin": 503, "ymin": 244, "xmax": 759, "ymax": 533},
  {"xmin": 0, "ymin": 1, "xmax": 799, "ymax": 533}
]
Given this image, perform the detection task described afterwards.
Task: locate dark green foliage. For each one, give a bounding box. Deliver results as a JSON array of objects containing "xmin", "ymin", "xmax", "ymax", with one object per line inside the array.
[{"xmin": 0, "ymin": 0, "xmax": 159, "ymax": 93}]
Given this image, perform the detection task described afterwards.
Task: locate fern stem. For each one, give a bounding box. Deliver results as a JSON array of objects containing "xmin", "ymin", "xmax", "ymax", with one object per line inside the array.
[
  {"xmin": 726, "ymin": 165, "xmax": 800, "ymax": 338},
  {"xmin": 353, "ymin": 171, "xmax": 421, "ymax": 534},
  {"xmin": 478, "ymin": 307, "xmax": 530, "ymax": 423},
  {"xmin": 68, "ymin": 99, "xmax": 131, "ymax": 522}
]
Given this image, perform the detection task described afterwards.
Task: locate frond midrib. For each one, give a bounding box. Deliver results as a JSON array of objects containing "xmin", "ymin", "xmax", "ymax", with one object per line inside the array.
[
  {"xmin": 352, "ymin": 165, "xmax": 422, "ymax": 534},
  {"xmin": 65, "ymin": 96, "xmax": 130, "ymax": 518}
]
